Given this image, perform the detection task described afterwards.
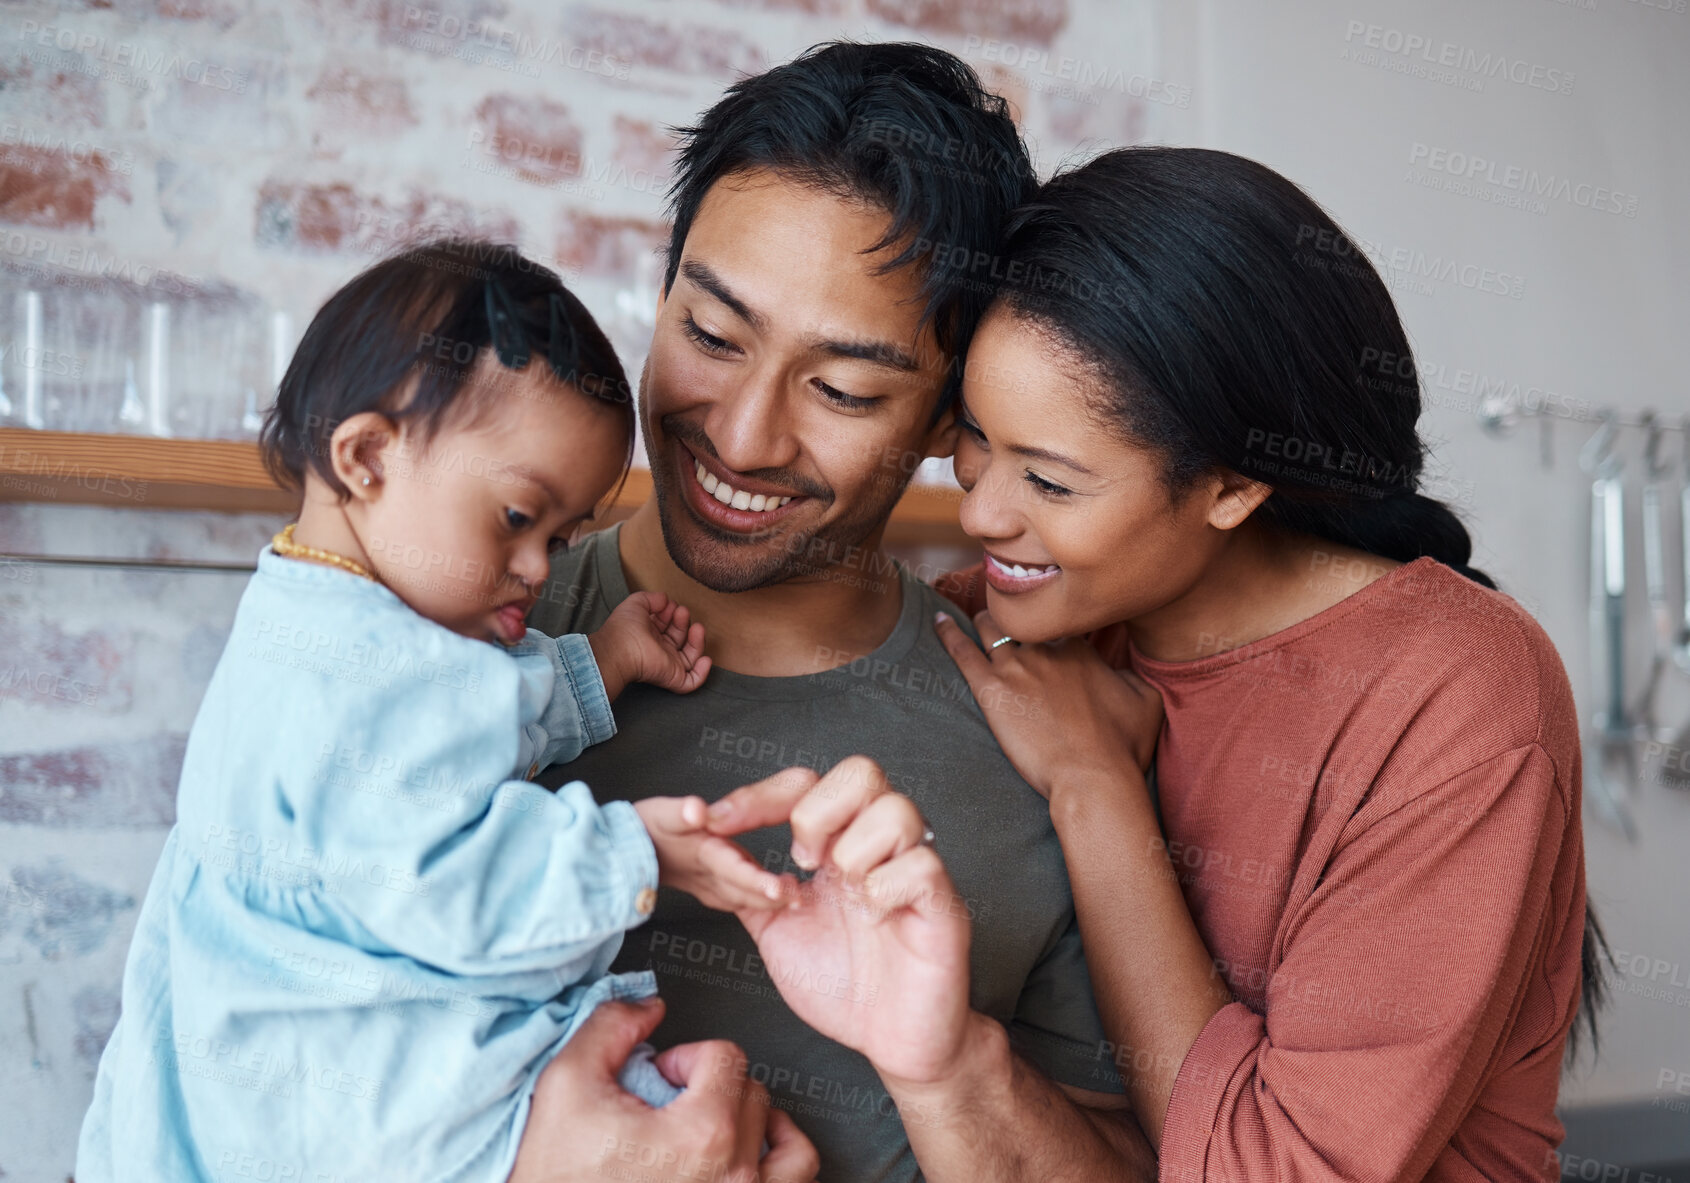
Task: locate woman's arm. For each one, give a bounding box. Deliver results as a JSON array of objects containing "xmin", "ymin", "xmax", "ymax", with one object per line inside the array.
[
  {"xmin": 936, "ymin": 611, "xmax": 1577, "ymax": 1181},
  {"xmin": 1047, "ymin": 763, "xmax": 1233, "ymax": 1147},
  {"xmin": 934, "ymin": 611, "xmax": 1230, "ymax": 1148}
]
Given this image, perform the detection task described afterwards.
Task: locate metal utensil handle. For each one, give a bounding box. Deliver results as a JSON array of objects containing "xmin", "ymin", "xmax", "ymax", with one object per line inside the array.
[
  {"xmin": 1642, "ymin": 483, "xmax": 1670, "ymax": 648},
  {"xmin": 1680, "ymin": 483, "xmax": 1690, "ymax": 653},
  {"xmin": 1600, "ymin": 477, "xmax": 1628, "ymax": 730}
]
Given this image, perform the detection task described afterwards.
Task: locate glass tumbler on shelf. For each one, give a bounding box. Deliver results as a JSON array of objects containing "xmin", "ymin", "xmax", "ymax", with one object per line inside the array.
[
  {"xmin": 0, "ymin": 283, "xmax": 20, "ymax": 425},
  {"xmin": 57, "ymin": 281, "xmax": 143, "ymax": 434},
  {"xmin": 171, "ymin": 293, "xmax": 271, "ymax": 441},
  {"xmin": 0, "ymin": 285, "xmax": 48, "ymax": 429}
]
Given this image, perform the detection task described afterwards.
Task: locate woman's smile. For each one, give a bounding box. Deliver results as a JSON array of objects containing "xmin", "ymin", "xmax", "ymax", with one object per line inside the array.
[{"xmin": 982, "ymin": 551, "xmax": 1062, "ymax": 594}]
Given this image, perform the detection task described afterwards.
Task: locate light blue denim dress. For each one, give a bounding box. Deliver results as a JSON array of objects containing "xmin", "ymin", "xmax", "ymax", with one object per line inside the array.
[{"xmin": 77, "ymin": 547, "xmax": 680, "ymax": 1183}]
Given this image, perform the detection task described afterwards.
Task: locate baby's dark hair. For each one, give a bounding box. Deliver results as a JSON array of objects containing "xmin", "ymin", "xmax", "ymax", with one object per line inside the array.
[{"xmin": 260, "ymin": 239, "xmax": 633, "ymax": 499}]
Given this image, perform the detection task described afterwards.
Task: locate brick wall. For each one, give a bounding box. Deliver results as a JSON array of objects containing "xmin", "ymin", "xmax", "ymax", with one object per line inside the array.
[{"xmin": 0, "ymin": 1, "xmax": 1167, "ymax": 1176}]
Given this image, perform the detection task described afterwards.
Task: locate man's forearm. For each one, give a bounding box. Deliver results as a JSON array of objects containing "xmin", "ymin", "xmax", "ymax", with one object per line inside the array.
[{"xmin": 880, "ymin": 1012, "xmax": 1156, "ymax": 1183}]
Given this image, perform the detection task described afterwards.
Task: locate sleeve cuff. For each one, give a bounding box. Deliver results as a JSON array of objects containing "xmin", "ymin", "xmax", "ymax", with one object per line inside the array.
[
  {"xmin": 599, "ymin": 797, "xmax": 660, "ymax": 928},
  {"xmin": 555, "ymin": 633, "xmax": 617, "ymax": 748},
  {"xmin": 1158, "ymin": 1002, "xmax": 1265, "ymax": 1182}
]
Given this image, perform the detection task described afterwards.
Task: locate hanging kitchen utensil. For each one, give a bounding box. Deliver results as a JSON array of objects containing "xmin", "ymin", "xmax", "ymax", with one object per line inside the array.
[
  {"xmin": 1661, "ymin": 418, "xmax": 1690, "ymax": 789},
  {"xmin": 1675, "ymin": 418, "xmax": 1690, "ymax": 679},
  {"xmin": 1579, "ymin": 413, "xmax": 1638, "ymax": 837},
  {"xmin": 1632, "ymin": 414, "xmax": 1675, "ymax": 741}
]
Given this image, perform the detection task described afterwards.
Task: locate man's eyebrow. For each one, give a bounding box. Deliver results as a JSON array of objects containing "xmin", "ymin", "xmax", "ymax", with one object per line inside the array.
[
  {"xmin": 811, "ymin": 335, "xmax": 922, "ymax": 373},
  {"xmin": 683, "ymin": 259, "xmax": 923, "ymax": 374},
  {"xmin": 679, "ymin": 261, "xmax": 765, "ymax": 332},
  {"xmin": 1005, "ymin": 441, "xmax": 1097, "ymax": 476}
]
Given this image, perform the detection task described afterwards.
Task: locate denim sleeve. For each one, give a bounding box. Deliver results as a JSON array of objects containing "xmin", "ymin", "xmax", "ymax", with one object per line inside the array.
[
  {"xmin": 293, "ymin": 632, "xmax": 656, "ymax": 981},
  {"xmin": 516, "ymin": 630, "xmax": 617, "ymax": 769}
]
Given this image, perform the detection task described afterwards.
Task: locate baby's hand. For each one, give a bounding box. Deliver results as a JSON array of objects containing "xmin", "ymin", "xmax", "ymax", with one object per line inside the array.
[
  {"xmin": 588, "ymin": 591, "xmax": 712, "ymax": 701},
  {"xmin": 633, "ymin": 796, "xmax": 794, "ymax": 913}
]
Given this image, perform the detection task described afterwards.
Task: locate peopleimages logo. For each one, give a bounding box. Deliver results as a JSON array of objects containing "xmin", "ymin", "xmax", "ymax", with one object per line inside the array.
[
  {"xmin": 961, "ymin": 35, "xmax": 1192, "ymax": 107},
  {"xmin": 1341, "ymin": 21, "xmax": 1575, "ymax": 95},
  {"xmin": 1408, "ymin": 143, "xmax": 1639, "ymax": 218},
  {"xmin": 1293, "ymin": 224, "xmax": 1527, "ymax": 301}
]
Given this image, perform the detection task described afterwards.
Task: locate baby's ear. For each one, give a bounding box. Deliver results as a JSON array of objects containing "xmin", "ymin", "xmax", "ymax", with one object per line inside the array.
[{"xmin": 328, "ymin": 411, "xmax": 401, "ymax": 499}]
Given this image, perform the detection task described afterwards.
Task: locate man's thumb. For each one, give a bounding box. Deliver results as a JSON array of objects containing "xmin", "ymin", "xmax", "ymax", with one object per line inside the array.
[{"xmin": 562, "ymin": 998, "xmax": 665, "ymax": 1075}]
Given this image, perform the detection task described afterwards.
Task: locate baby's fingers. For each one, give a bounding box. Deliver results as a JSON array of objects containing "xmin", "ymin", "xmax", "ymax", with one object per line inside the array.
[
  {"xmin": 676, "ymin": 654, "xmax": 712, "ymax": 694},
  {"xmin": 697, "ymin": 835, "xmax": 787, "ymax": 905},
  {"xmin": 681, "ymin": 621, "xmax": 706, "ymax": 668},
  {"xmin": 660, "ymin": 603, "xmax": 692, "ymax": 651},
  {"xmin": 650, "ymin": 598, "xmax": 679, "ymax": 635}
]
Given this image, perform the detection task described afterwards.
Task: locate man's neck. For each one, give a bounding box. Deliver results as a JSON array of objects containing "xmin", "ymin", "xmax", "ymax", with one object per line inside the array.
[{"xmin": 616, "ymin": 500, "xmax": 907, "ymax": 677}]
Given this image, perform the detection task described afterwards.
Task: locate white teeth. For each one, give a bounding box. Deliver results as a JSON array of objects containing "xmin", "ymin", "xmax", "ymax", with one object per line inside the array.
[
  {"xmin": 991, "ymin": 555, "xmax": 1057, "ymax": 580},
  {"xmin": 693, "ymin": 457, "xmax": 794, "ymax": 513}
]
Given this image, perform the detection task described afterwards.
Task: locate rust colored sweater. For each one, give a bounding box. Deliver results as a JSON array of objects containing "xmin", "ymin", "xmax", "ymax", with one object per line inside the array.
[{"xmin": 939, "ymin": 558, "xmax": 1587, "ymax": 1182}]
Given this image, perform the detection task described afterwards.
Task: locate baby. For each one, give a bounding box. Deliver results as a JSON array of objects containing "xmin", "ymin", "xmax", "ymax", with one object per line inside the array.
[{"xmin": 76, "ymin": 240, "xmax": 793, "ymax": 1183}]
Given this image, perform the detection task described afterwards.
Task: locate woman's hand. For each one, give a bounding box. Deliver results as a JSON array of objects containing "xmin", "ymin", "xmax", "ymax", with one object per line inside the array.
[{"xmin": 933, "ymin": 610, "xmax": 1165, "ymax": 801}]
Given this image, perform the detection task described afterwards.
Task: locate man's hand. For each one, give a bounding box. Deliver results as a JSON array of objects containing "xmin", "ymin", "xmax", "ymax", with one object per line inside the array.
[
  {"xmin": 704, "ymin": 758, "xmax": 974, "ymax": 1086},
  {"xmin": 589, "ymin": 590, "xmax": 712, "ymax": 701},
  {"xmin": 634, "ymin": 794, "xmax": 793, "ymax": 913},
  {"xmin": 507, "ymin": 998, "xmax": 819, "ymax": 1183}
]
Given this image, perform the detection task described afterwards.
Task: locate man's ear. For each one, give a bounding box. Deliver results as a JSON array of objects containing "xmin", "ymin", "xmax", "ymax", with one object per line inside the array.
[
  {"xmin": 1206, "ymin": 469, "xmax": 1273, "ymax": 531},
  {"xmin": 327, "ymin": 411, "xmax": 400, "ymax": 501},
  {"xmin": 920, "ymin": 401, "xmax": 959, "ymax": 462}
]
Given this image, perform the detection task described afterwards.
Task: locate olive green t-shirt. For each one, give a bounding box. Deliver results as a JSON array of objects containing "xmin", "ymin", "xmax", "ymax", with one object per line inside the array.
[{"xmin": 529, "ymin": 524, "xmax": 1123, "ymax": 1183}]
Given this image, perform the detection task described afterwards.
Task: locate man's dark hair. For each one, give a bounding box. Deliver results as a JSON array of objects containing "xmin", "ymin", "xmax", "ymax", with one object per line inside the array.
[
  {"xmin": 260, "ymin": 239, "xmax": 633, "ymax": 498},
  {"xmin": 663, "ymin": 40, "xmax": 1036, "ymax": 406}
]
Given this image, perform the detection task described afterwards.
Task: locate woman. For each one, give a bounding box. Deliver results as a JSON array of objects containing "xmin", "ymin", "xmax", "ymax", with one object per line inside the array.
[{"xmin": 933, "ymin": 147, "xmax": 1601, "ymax": 1180}]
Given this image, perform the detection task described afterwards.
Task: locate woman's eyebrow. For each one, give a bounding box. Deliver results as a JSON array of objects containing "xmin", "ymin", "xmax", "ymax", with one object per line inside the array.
[{"xmin": 1005, "ymin": 441, "xmax": 1097, "ymax": 476}]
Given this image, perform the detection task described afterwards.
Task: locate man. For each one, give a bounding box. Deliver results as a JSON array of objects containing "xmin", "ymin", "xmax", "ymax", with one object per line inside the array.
[{"xmin": 525, "ymin": 42, "xmax": 1155, "ymax": 1182}]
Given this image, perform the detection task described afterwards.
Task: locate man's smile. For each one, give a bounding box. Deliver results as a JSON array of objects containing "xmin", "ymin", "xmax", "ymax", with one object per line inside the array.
[{"xmin": 674, "ymin": 439, "xmax": 815, "ymax": 536}]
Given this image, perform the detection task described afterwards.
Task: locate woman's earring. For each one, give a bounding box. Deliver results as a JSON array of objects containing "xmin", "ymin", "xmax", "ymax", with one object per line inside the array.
[{"xmin": 361, "ymin": 476, "xmax": 371, "ymax": 487}]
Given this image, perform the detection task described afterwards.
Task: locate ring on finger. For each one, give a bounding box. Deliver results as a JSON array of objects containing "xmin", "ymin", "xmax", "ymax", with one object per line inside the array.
[{"xmin": 988, "ymin": 634, "xmax": 1018, "ymax": 652}]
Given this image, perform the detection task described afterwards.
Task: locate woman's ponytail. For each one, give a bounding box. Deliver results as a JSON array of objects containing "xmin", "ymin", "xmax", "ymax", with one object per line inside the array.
[{"xmin": 1268, "ymin": 492, "xmax": 1495, "ymax": 589}]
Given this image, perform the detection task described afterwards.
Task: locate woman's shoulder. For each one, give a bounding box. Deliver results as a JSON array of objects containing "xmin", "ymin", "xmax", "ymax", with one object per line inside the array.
[{"xmin": 1355, "ymin": 559, "xmax": 1579, "ymax": 788}]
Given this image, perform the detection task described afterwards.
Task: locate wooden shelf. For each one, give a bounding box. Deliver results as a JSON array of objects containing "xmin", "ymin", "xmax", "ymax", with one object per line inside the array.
[{"xmin": 0, "ymin": 429, "xmax": 968, "ymax": 537}]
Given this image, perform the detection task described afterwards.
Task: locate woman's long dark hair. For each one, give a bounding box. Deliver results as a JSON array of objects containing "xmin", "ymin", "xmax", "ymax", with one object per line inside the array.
[{"xmin": 993, "ymin": 145, "xmax": 1606, "ymax": 1063}]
